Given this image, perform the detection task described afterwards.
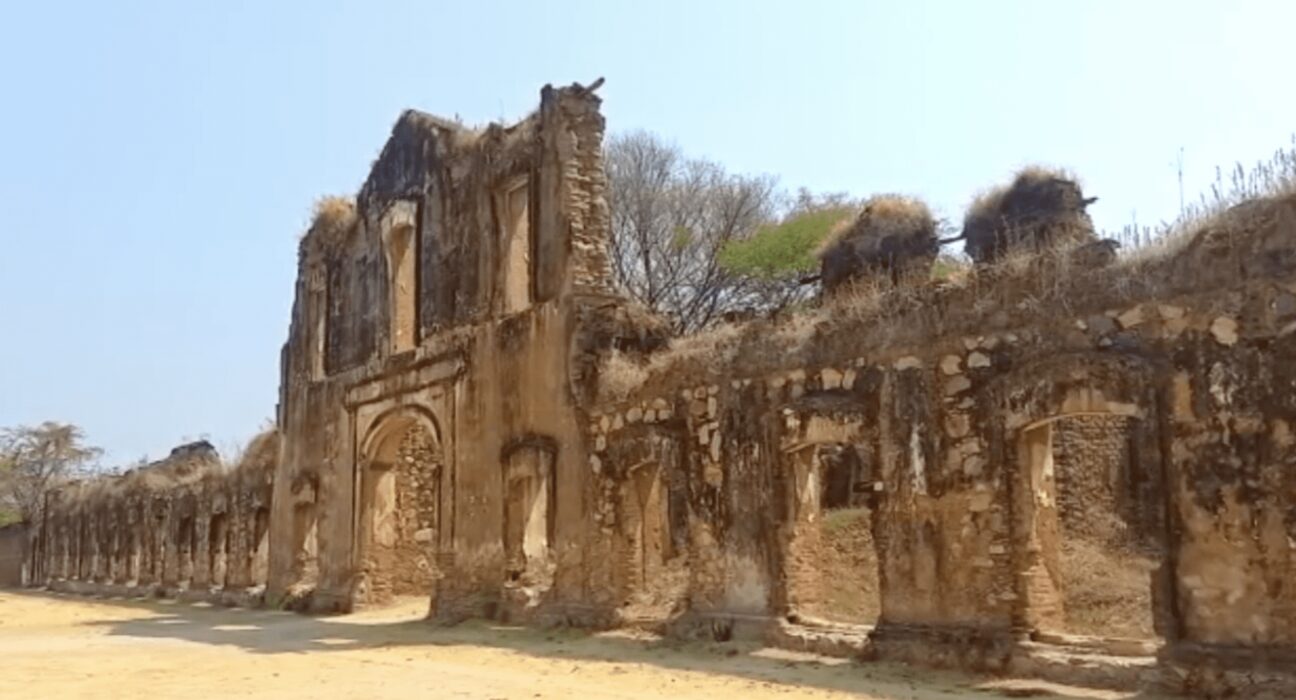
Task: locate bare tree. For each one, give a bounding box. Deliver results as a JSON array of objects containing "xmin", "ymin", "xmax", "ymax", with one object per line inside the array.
[
  {"xmin": 606, "ymin": 131, "xmax": 780, "ymax": 333},
  {"xmin": 0, "ymin": 422, "xmax": 102, "ymax": 524}
]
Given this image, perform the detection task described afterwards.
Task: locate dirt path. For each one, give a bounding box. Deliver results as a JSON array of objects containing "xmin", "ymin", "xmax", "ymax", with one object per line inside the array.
[{"xmin": 0, "ymin": 591, "xmax": 1127, "ymax": 699}]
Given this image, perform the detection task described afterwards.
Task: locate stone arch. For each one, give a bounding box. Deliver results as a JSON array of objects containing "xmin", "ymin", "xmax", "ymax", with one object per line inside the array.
[
  {"xmin": 985, "ymin": 352, "xmax": 1173, "ymax": 641},
  {"xmin": 355, "ymin": 405, "xmax": 444, "ymax": 605}
]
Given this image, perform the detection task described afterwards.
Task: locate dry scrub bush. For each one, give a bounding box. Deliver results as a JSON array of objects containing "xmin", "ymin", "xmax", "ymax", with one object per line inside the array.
[
  {"xmin": 598, "ymin": 350, "xmax": 650, "ymax": 402},
  {"xmin": 818, "ymin": 195, "xmax": 940, "ymax": 291},
  {"xmin": 299, "ymin": 195, "xmax": 358, "ymax": 261},
  {"xmin": 594, "ymin": 140, "xmax": 1296, "ymax": 403},
  {"xmin": 963, "ymin": 166, "xmax": 1097, "ymax": 264}
]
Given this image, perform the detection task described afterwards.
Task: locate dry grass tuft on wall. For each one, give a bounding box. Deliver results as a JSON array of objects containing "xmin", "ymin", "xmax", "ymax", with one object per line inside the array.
[
  {"xmin": 962, "ymin": 166, "xmax": 1097, "ymax": 264},
  {"xmin": 818, "ymin": 195, "xmax": 940, "ymax": 291},
  {"xmin": 595, "ymin": 184, "xmax": 1296, "ymax": 404},
  {"xmin": 299, "ymin": 195, "xmax": 358, "ymax": 262}
]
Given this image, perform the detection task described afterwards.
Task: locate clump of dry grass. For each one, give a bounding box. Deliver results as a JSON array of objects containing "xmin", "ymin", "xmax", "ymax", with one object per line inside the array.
[
  {"xmin": 963, "ymin": 166, "xmax": 1097, "ymax": 264},
  {"xmin": 298, "ymin": 195, "xmax": 358, "ymax": 262},
  {"xmin": 598, "ymin": 350, "xmax": 650, "ymax": 402},
  {"xmin": 63, "ymin": 442, "xmax": 220, "ymax": 506},
  {"xmin": 658, "ymin": 320, "xmax": 747, "ymax": 364},
  {"xmin": 818, "ymin": 195, "xmax": 939, "ymax": 291},
  {"xmin": 1116, "ymin": 136, "xmax": 1296, "ymax": 264},
  {"xmin": 595, "ymin": 322, "xmax": 746, "ymax": 402},
  {"xmin": 224, "ymin": 424, "xmax": 279, "ymax": 473}
]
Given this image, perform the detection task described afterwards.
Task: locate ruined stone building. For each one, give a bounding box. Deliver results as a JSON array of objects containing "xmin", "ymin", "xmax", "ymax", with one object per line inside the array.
[{"xmin": 26, "ymin": 82, "xmax": 1296, "ymax": 697}]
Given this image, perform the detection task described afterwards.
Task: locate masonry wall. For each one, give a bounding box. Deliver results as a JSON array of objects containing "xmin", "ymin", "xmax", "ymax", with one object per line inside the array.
[
  {"xmin": 28, "ymin": 80, "xmax": 1296, "ymax": 697},
  {"xmin": 583, "ymin": 278, "xmax": 1295, "ymax": 676},
  {"xmin": 270, "ymin": 82, "xmax": 633, "ymax": 621},
  {"xmin": 573, "ymin": 190, "xmax": 1296, "ymax": 697},
  {"xmin": 34, "ymin": 438, "xmax": 276, "ymax": 604}
]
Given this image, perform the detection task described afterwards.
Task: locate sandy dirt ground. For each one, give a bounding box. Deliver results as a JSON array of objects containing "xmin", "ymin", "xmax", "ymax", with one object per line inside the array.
[{"xmin": 0, "ymin": 591, "xmax": 1131, "ymax": 699}]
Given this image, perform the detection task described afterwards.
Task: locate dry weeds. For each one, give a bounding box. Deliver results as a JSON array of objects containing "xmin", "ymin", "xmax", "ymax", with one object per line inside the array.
[
  {"xmin": 801, "ymin": 508, "xmax": 881, "ymax": 625},
  {"xmin": 595, "ymin": 181, "xmax": 1295, "ymax": 404},
  {"xmin": 815, "ymin": 194, "xmax": 934, "ymax": 257},
  {"xmin": 1059, "ymin": 535, "xmax": 1158, "ymax": 639},
  {"xmin": 298, "ymin": 195, "xmax": 358, "ymax": 261}
]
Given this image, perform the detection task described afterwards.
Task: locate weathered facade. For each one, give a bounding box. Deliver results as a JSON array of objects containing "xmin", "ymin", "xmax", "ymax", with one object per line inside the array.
[
  {"xmin": 32, "ymin": 438, "xmax": 276, "ymax": 603},
  {"xmin": 32, "ymin": 82, "xmax": 1296, "ymax": 697}
]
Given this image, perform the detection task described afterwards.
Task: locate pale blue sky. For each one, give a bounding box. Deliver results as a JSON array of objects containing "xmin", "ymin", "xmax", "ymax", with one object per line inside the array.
[{"xmin": 1, "ymin": 1, "xmax": 1292, "ymax": 465}]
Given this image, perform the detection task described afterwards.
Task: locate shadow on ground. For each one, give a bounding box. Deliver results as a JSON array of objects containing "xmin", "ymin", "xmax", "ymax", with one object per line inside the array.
[{"xmin": 12, "ymin": 590, "xmax": 1164, "ymax": 699}]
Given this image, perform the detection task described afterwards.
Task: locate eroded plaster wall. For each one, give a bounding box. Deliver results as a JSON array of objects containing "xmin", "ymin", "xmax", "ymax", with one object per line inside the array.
[
  {"xmin": 31, "ymin": 80, "xmax": 1296, "ymax": 697},
  {"xmin": 35, "ymin": 439, "xmax": 276, "ymax": 604},
  {"xmin": 270, "ymin": 82, "xmax": 626, "ymax": 622},
  {"xmin": 583, "ymin": 268, "xmax": 1296, "ymax": 693}
]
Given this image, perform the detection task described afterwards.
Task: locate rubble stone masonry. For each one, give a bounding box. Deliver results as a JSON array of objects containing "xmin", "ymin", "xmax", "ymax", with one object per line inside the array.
[{"xmin": 30, "ymin": 82, "xmax": 1296, "ymax": 698}]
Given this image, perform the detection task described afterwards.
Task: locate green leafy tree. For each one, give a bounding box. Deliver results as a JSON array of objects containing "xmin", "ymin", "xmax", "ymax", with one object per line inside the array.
[
  {"xmin": 717, "ymin": 189, "xmax": 860, "ymax": 313},
  {"xmin": 720, "ymin": 205, "xmax": 856, "ymax": 280}
]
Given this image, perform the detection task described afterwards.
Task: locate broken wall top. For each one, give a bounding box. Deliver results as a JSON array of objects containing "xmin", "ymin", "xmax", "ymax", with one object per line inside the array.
[
  {"xmin": 289, "ymin": 81, "xmax": 614, "ymax": 381},
  {"xmin": 597, "ymin": 192, "xmax": 1296, "ymax": 404}
]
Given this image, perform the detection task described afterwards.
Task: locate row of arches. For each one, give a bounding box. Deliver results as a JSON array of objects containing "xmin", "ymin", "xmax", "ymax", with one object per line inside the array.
[{"xmin": 41, "ymin": 498, "xmax": 271, "ymax": 594}]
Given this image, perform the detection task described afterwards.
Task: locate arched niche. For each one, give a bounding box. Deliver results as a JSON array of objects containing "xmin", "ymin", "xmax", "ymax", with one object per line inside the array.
[
  {"xmin": 380, "ymin": 200, "xmax": 420, "ymax": 355},
  {"xmin": 288, "ymin": 471, "xmax": 320, "ymax": 591},
  {"xmin": 500, "ymin": 436, "xmax": 557, "ymax": 592}
]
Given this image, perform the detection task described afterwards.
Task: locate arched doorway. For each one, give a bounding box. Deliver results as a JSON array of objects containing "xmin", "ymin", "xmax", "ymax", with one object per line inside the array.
[{"xmin": 355, "ymin": 409, "xmax": 443, "ymax": 605}]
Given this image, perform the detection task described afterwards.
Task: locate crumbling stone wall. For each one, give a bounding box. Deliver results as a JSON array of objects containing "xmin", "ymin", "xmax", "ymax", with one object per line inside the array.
[
  {"xmin": 1053, "ymin": 415, "xmax": 1133, "ymax": 536},
  {"xmin": 581, "ymin": 240, "xmax": 1296, "ymax": 696},
  {"xmin": 34, "ymin": 438, "xmax": 276, "ymax": 605},
  {"xmin": 270, "ymin": 81, "xmax": 622, "ymax": 622},
  {"xmin": 31, "ymin": 81, "xmax": 1296, "ymax": 697}
]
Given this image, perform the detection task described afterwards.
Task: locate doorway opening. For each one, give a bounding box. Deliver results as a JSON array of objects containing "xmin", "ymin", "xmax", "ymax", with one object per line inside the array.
[
  {"xmin": 357, "ymin": 417, "xmax": 442, "ymax": 604},
  {"xmin": 783, "ymin": 438, "xmax": 881, "ymax": 627},
  {"xmin": 250, "ymin": 507, "xmax": 270, "ymax": 587},
  {"xmin": 1019, "ymin": 414, "xmax": 1161, "ymax": 641},
  {"xmin": 176, "ymin": 515, "xmax": 196, "ymax": 588},
  {"xmin": 208, "ymin": 512, "xmax": 229, "ymax": 590}
]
